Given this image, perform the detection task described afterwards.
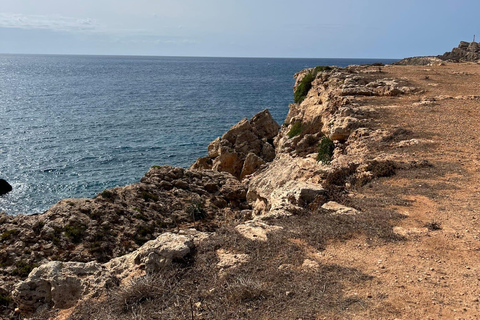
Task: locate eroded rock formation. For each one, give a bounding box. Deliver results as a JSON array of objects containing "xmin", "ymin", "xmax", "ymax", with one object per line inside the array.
[{"xmin": 191, "ymin": 109, "xmax": 280, "ymax": 179}]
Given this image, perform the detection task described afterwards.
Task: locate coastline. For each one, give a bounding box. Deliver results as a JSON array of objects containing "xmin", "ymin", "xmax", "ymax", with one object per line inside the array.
[{"xmin": 3, "ymin": 43, "xmax": 480, "ymax": 318}]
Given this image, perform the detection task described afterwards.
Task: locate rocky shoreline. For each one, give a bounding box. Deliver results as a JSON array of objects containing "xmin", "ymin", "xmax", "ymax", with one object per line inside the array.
[{"xmin": 1, "ymin": 42, "xmax": 479, "ymax": 319}]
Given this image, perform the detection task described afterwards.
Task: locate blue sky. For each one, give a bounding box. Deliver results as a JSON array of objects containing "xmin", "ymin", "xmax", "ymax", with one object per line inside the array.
[{"xmin": 0, "ymin": 0, "xmax": 478, "ymax": 58}]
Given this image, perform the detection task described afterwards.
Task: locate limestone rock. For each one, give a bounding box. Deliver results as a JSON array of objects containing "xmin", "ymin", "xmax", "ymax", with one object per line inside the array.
[
  {"xmin": 0, "ymin": 179, "xmax": 12, "ymax": 196},
  {"xmin": 235, "ymin": 221, "xmax": 283, "ymax": 241},
  {"xmin": 321, "ymin": 201, "xmax": 359, "ymax": 215},
  {"xmin": 13, "ymin": 261, "xmax": 113, "ymax": 313},
  {"xmin": 329, "ymin": 116, "xmax": 360, "ymax": 141},
  {"xmin": 240, "ymin": 153, "xmax": 265, "ymax": 180},
  {"xmin": 13, "ymin": 231, "xmax": 205, "ymax": 314},
  {"xmin": 216, "ymin": 249, "xmax": 250, "ymax": 271},
  {"xmin": 246, "ymin": 154, "xmax": 325, "ymax": 215},
  {"xmin": 438, "ymin": 41, "xmax": 480, "ymax": 62},
  {"xmin": 191, "ymin": 109, "xmax": 279, "ymax": 179}
]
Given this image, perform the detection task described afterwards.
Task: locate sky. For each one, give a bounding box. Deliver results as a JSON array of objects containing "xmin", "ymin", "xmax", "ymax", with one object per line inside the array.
[{"xmin": 0, "ymin": 0, "xmax": 478, "ymax": 58}]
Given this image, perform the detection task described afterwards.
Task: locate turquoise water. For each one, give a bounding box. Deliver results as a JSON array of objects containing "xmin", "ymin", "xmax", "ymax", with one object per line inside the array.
[{"xmin": 0, "ymin": 55, "xmax": 397, "ymax": 214}]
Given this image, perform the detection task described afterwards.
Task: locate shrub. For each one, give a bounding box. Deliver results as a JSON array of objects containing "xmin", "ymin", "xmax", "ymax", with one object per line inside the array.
[
  {"xmin": 64, "ymin": 222, "xmax": 87, "ymax": 244},
  {"xmin": 99, "ymin": 190, "xmax": 115, "ymax": 200},
  {"xmin": 317, "ymin": 136, "xmax": 335, "ymax": 164},
  {"xmin": 186, "ymin": 201, "xmax": 207, "ymax": 221},
  {"xmin": 0, "ymin": 294, "xmax": 11, "ymax": 307},
  {"xmin": 294, "ymin": 66, "xmax": 331, "ymax": 104},
  {"xmin": 287, "ymin": 121, "xmax": 303, "ymax": 138}
]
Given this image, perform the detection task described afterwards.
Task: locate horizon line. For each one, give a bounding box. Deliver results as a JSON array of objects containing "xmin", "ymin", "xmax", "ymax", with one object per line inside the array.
[{"xmin": 0, "ymin": 52, "xmax": 401, "ymax": 60}]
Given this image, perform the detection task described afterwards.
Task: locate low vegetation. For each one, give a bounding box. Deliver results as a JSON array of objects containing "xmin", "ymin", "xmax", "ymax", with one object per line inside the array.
[
  {"xmin": 294, "ymin": 66, "xmax": 332, "ymax": 104},
  {"xmin": 287, "ymin": 121, "xmax": 303, "ymax": 138},
  {"xmin": 317, "ymin": 136, "xmax": 335, "ymax": 164}
]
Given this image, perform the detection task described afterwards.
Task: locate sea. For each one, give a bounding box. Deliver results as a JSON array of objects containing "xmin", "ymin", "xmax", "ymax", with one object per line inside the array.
[{"xmin": 0, "ymin": 55, "xmax": 397, "ymax": 215}]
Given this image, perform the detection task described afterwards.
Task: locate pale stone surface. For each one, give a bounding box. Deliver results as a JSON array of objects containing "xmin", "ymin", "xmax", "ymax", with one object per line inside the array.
[
  {"xmin": 216, "ymin": 249, "xmax": 250, "ymax": 270},
  {"xmin": 235, "ymin": 221, "xmax": 283, "ymax": 242},
  {"xmin": 13, "ymin": 231, "xmax": 207, "ymax": 314},
  {"xmin": 321, "ymin": 201, "xmax": 359, "ymax": 216},
  {"xmin": 301, "ymin": 259, "xmax": 320, "ymax": 272},
  {"xmin": 393, "ymin": 226, "xmax": 429, "ymax": 237}
]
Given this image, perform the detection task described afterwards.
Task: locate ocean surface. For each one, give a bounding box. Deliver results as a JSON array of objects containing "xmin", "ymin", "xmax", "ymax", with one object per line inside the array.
[{"xmin": 0, "ymin": 55, "xmax": 397, "ymax": 215}]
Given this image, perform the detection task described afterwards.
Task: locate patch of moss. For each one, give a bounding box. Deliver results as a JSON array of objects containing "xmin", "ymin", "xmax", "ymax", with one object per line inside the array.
[
  {"xmin": 287, "ymin": 121, "xmax": 303, "ymax": 139},
  {"xmin": 317, "ymin": 136, "xmax": 335, "ymax": 164}
]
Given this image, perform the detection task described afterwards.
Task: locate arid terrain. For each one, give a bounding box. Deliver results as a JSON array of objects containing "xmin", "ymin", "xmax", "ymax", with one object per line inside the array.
[{"xmin": 2, "ymin": 47, "xmax": 480, "ymax": 319}]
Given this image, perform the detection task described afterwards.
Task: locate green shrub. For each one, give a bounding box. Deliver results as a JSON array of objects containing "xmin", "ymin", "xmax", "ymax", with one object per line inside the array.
[
  {"xmin": 99, "ymin": 190, "xmax": 115, "ymax": 200},
  {"xmin": 0, "ymin": 294, "xmax": 11, "ymax": 306},
  {"xmin": 294, "ymin": 66, "xmax": 331, "ymax": 104},
  {"xmin": 64, "ymin": 222, "xmax": 87, "ymax": 244},
  {"xmin": 317, "ymin": 137, "xmax": 335, "ymax": 164},
  {"xmin": 287, "ymin": 121, "xmax": 303, "ymax": 139},
  {"xmin": 186, "ymin": 201, "xmax": 207, "ymax": 221}
]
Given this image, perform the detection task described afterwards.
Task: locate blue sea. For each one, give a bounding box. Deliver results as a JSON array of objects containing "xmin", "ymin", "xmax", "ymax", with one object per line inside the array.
[{"xmin": 0, "ymin": 55, "xmax": 397, "ymax": 215}]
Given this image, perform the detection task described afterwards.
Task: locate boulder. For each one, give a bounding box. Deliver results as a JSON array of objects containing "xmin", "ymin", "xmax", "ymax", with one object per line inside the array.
[
  {"xmin": 13, "ymin": 231, "xmax": 205, "ymax": 314},
  {"xmin": 192, "ymin": 109, "xmax": 280, "ymax": 179},
  {"xmin": 0, "ymin": 179, "xmax": 12, "ymax": 196},
  {"xmin": 240, "ymin": 153, "xmax": 265, "ymax": 180}
]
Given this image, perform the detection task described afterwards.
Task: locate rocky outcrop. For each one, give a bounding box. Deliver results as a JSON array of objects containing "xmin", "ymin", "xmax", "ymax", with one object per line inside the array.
[
  {"xmin": 191, "ymin": 109, "xmax": 279, "ymax": 179},
  {"xmin": 0, "ymin": 179, "xmax": 12, "ymax": 196},
  {"xmin": 393, "ymin": 56, "xmax": 444, "ymax": 66},
  {"xmin": 0, "ymin": 165, "xmax": 249, "ymax": 312},
  {"xmin": 438, "ymin": 41, "xmax": 480, "ymax": 62},
  {"xmin": 12, "ymin": 231, "xmax": 205, "ymax": 314}
]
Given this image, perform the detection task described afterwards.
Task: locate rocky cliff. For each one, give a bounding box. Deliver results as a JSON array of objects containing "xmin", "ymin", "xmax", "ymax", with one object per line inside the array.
[{"xmin": 3, "ymin": 55, "xmax": 479, "ymax": 319}]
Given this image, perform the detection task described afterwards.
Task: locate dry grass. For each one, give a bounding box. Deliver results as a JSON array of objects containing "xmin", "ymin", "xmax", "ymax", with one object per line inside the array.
[{"xmin": 67, "ymin": 196, "xmax": 404, "ymax": 320}]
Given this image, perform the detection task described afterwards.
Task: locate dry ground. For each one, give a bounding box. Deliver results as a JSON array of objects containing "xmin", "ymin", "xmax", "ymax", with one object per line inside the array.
[{"xmin": 318, "ymin": 62, "xmax": 480, "ymax": 319}]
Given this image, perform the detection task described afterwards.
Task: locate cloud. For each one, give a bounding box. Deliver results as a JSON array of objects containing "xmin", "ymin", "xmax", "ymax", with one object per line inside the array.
[{"xmin": 0, "ymin": 13, "xmax": 97, "ymax": 33}]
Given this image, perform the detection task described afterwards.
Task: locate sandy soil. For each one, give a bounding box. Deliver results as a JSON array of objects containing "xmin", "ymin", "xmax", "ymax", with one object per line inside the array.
[{"xmin": 314, "ymin": 63, "xmax": 480, "ymax": 319}]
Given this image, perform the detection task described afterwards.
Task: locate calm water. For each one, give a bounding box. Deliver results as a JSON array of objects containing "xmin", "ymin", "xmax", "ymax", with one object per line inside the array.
[{"xmin": 0, "ymin": 55, "xmax": 397, "ymax": 215}]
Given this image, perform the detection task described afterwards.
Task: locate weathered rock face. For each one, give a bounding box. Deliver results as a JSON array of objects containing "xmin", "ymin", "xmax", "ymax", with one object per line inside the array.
[
  {"xmin": 13, "ymin": 231, "xmax": 205, "ymax": 314},
  {"xmin": 191, "ymin": 109, "xmax": 279, "ymax": 179},
  {"xmin": 0, "ymin": 179, "xmax": 12, "ymax": 196},
  {"xmin": 438, "ymin": 41, "xmax": 480, "ymax": 62},
  {"xmin": 0, "ymin": 165, "xmax": 249, "ymax": 310},
  {"xmin": 277, "ymin": 65, "xmax": 419, "ymax": 155}
]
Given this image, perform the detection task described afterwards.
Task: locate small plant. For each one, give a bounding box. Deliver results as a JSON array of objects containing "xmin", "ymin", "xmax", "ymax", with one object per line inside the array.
[
  {"xmin": 317, "ymin": 136, "xmax": 335, "ymax": 164},
  {"xmin": 0, "ymin": 294, "xmax": 12, "ymax": 307},
  {"xmin": 424, "ymin": 221, "xmax": 442, "ymax": 231},
  {"xmin": 1, "ymin": 229, "xmax": 19, "ymax": 241},
  {"xmin": 287, "ymin": 121, "xmax": 303, "ymax": 139},
  {"xmin": 99, "ymin": 190, "xmax": 115, "ymax": 200},
  {"xmin": 186, "ymin": 200, "xmax": 207, "ymax": 221},
  {"xmin": 151, "ymin": 165, "xmax": 161, "ymax": 169},
  {"xmin": 64, "ymin": 222, "xmax": 87, "ymax": 244},
  {"xmin": 294, "ymin": 66, "xmax": 331, "ymax": 104}
]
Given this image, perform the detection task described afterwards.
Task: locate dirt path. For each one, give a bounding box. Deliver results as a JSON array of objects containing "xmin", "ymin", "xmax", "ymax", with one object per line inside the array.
[{"xmin": 316, "ymin": 63, "xmax": 480, "ymax": 319}]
